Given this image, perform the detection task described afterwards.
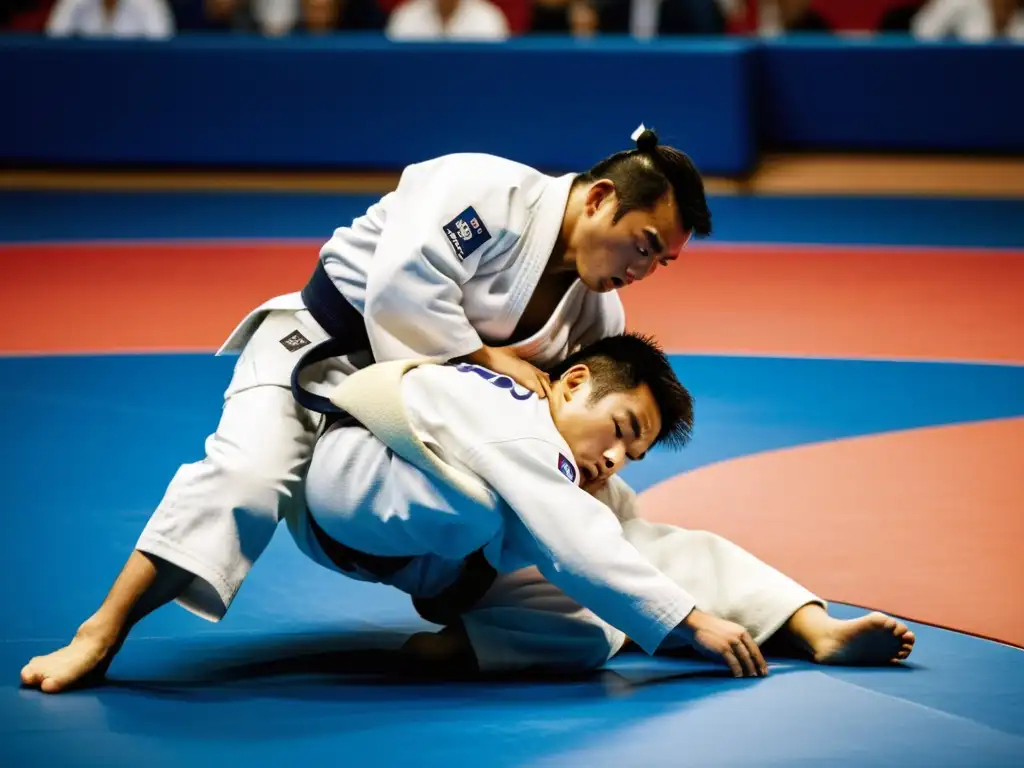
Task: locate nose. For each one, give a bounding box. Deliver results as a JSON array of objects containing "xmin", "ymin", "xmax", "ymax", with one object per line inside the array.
[
  {"xmin": 626, "ymin": 255, "xmax": 657, "ymax": 283},
  {"xmin": 601, "ymin": 444, "xmax": 627, "ymax": 476}
]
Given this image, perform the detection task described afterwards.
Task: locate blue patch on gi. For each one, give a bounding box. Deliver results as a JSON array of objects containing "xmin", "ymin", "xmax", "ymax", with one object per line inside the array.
[
  {"xmin": 557, "ymin": 453, "xmax": 577, "ymax": 483},
  {"xmin": 443, "ymin": 206, "xmax": 491, "ymax": 260}
]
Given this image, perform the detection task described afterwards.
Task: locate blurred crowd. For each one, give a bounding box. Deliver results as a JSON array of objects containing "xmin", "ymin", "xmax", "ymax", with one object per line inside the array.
[{"xmin": 1, "ymin": 0, "xmax": 1021, "ymax": 42}]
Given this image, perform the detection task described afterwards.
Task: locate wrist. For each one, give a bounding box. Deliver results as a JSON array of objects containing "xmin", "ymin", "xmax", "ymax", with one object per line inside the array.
[
  {"xmin": 681, "ymin": 606, "xmax": 706, "ymax": 634},
  {"xmin": 660, "ymin": 606, "xmax": 700, "ymax": 651},
  {"xmin": 463, "ymin": 345, "xmax": 494, "ymax": 366}
]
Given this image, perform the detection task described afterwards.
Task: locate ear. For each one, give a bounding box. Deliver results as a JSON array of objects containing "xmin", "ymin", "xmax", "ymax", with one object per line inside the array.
[
  {"xmin": 584, "ymin": 180, "xmax": 616, "ymax": 217},
  {"xmin": 560, "ymin": 364, "xmax": 591, "ymax": 400}
]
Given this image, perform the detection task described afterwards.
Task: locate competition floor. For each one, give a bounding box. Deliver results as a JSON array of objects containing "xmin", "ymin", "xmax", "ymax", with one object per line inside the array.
[{"xmin": 1, "ymin": 189, "xmax": 1022, "ymax": 766}]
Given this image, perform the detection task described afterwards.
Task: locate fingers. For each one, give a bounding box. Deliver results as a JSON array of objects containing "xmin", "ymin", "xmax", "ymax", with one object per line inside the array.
[
  {"xmin": 731, "ymin": 638, "xmax": 758, "ymax": 678},
  {"xmin": 535, "ymin": 371, "xmax": 553, "ymax": 400},
  {"xmin": 722, "ymin": 648, "xmax": 744, "ymax": 679},
  {"xmin": 743, "ymin": 633, "xmax": 768, "ymax": 676}
]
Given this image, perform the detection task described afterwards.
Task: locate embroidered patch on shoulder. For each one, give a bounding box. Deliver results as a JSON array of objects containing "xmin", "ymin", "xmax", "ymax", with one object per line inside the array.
[
  {"xmin": 557, "ymin": 453, "xmax": 578, "ymax": 484},
  {"xmin": 279, "ymin": 330, "xmax": 311, "ymax": 352},
  {"xmin": 443, "ymin": 206, "xmax": 491, "ymax": 261}
]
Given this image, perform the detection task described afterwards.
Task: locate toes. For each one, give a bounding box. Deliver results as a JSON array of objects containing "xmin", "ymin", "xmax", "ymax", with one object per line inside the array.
[
  {"xmin": 20, "ymin": 663, "xmax": 41, "ymax": 686},
  {"xmin": 904, "ymin": 631, "xmax": 916, "ymax": 645},
  {"xmin": 893, "ymin": 622, "xmax": 908, "ymax": 636},
  {"xmin": 40, "ymin": 676, "xmax": 62, "ymax": 694}
]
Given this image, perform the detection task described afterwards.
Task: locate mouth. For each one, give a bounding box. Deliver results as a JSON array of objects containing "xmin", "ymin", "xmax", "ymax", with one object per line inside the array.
[{"xmin": 610, "ymin": 274, "xmax": 635, "ymax": 289}]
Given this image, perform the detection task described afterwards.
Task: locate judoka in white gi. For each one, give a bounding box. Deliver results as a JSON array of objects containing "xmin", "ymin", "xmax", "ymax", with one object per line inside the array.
[
  {"xmin": 295, "ymin": 336, "xmax": 915, "ymax": 677},
  {"xmin": 22, "ymin": 335, "xmax": 913, "ymax": 693},
  {"xmin": 402, "ymin": 475, "xmax": 918, "ymax": 675}
]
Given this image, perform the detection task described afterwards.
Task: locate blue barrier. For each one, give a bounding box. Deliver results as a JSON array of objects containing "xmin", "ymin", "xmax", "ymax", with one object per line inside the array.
[
  {"xmin": 2, "ymin": 35, "xmax": 756, "ymax": 176},
  {"xmin": 3, "ymin": 34, "xmax": 1021, "ymax": 174},
  {"xmin": 759, "ymin": 37, "xmax": 1024, "ymax": 154}
]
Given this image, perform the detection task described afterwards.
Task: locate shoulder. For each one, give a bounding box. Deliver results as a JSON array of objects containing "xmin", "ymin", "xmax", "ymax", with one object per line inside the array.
[
  {"xmin": 408, "ymin": 363, "xmax": 572, "ymax": 446},
  {"xmin": 394, "ymin": 154, "xmax": 555, "ymax": 244}
]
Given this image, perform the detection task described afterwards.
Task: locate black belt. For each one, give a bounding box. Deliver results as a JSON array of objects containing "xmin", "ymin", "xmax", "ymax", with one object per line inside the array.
[
  {"xmin": 291, "ymin": 260, "xmax": 372, "ymax": 415},
  {"xmin": 412, "ymin": 550, "xmax": 497, "ymax": 626},
  {"xmin": 307, "ymin": 506, "xmax": 416, "ymax": 580}
]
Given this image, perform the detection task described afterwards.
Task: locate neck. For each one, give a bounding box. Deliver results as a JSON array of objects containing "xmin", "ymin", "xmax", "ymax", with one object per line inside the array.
[
  {"xmin": 546, "ymin": 183, "xmax": 585, "ymax": 277},
  {"xmin": 545, "ymin": 384, "xmax": 564, "ymax": 426}
]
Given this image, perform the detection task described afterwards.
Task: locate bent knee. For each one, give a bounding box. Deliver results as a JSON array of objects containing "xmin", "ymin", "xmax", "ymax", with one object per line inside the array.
[{"xmin": 400, "ymin": 626, "xmax": 479, "ymax": 675}]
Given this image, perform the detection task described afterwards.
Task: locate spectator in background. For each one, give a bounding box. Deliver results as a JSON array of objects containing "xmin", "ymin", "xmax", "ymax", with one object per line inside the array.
[
  {"xmin": 622, "ymin": 0, "xmax": 729, "ymax": 38},
  {"xmin": 733, "ymin": 0, "xmax": 828, "ymax": 34},
  {"xmin": 386, "ymin": 0, "xmax": 509, "ymax": 40},
  {"xmin": 45, "ymin": 0, "xmax": 175, "ymax": 36},
  {"xmin": 301, "ymin": 0, "xmax": 384, "ymax": 31},
  {"xmin": 911, "ymin": 0, "xmax": 1024, "ymax": 41},
  {"xmin": 203, "ymin": 0, "xmax": 298, "ymax": 35},
  {"xmin": 531, "ymin": 0, "xmax": 598, "ymax": 37}
]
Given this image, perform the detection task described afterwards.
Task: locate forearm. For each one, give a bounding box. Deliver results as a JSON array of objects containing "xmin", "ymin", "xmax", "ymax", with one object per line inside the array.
[{"xmin": 459, "ymin": 344, "xmax": 495, "ymax": 366}]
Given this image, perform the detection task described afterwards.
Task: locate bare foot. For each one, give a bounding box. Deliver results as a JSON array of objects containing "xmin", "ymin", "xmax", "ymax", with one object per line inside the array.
[
  {"xmin": 21, "ymin": 626, "xmax": 117, "ymax": 694},
  {"xmin": 812, "ymin": 611, "xmax": 915, "ymax": 666}
]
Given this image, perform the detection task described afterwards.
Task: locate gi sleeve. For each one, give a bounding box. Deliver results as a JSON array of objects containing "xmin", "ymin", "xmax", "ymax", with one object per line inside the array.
[
  {"xmin": 463, "ymin": 437, "xmax": 696, "ymax": 655},
  {"xmin": 361, "ymin": 182, "xmax": 506, "ymax": 362}
]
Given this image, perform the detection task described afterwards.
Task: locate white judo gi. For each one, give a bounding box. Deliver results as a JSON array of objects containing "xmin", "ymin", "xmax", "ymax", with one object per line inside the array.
[
  {"xmin": 135, "ymin": 153, "xmax": 624, "ymax": 623},
  {"xmin": 300, "ymin": 360, "xmax": 695, "ymax": 657},
  {"xmin": 457, "ymin": 477, "xmax": 826, "ymax": 673},
  {"xmin": 299, "ymin": 360, "xmax": 825, "ymax": 669}
]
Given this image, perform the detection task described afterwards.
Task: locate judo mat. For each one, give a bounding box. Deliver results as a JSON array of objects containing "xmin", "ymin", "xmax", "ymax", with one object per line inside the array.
[{"xmin": 1, "ymin": 190, "xmax": 1022, "ymax": 766}]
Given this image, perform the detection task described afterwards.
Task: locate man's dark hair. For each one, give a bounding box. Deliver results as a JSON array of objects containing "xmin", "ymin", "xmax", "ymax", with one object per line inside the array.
[
  {"xmin": 547, "ymin": 332, "xmax": 694, "ymax": 451},
  {"xmin": 576, "ymin": 128, "xmax": 712, "ymax": 238}
]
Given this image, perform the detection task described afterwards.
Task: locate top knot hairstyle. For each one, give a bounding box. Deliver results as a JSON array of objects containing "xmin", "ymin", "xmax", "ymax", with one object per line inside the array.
[
  {"xmin": 547, "ymin": 332, "xmax": 695, "ymax": 451},
  {"xmin": 635, "ymin": 128, "xmax": 660, "ymax": 154},
  {"xmin": 577, "ymin": 127, "xmax": 712, "ymax": 238}
]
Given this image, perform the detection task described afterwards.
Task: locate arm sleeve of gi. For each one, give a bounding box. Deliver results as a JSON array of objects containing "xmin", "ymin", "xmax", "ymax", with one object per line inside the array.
[
  {"xmin": 464, "ymin": 437, "xmax": 696, "ymax": 655},
  {"xmin": 361, "ymin": 184, "xmax": 506, "ymax": 362}
]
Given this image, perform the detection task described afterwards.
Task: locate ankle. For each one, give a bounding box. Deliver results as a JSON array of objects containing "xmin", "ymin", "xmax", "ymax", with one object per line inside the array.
[
  {"xmin": 75, "ymin": 615, "xmax": 122, "ymax": 650},
  {"xmin": 783, "ymin": 603, "xmax": 839, "ymax": 656}
]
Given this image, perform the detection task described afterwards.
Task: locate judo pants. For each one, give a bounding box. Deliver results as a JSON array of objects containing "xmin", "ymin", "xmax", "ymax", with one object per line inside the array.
[{"xmin": 135, "ymin": 308, "xmax": 364, "ymax": 620}]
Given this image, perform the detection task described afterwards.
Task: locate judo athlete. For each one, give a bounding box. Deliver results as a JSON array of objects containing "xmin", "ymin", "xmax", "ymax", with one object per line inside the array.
[
  {"xmin": 298, "ymin": 337, "xmax": 915, "ymax": 679},
  {"xmin": 23, "ymin": 332, "xmax": 729, "ymax": 690},
  {"xmin": 20, "ymin": 126, "xmax": 710, "ymax": 692},
  {"xmin": 401, "ymin": 478, "xmax": 917, "ymax": 676}
]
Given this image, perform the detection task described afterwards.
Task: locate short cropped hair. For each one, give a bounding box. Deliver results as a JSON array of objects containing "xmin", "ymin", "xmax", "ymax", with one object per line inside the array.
[
  {"xmin": 547, "ymin": 332, "xmax": 694, "ymax": 450},
  {"xmin": 576, "ymin": 128, "xmax": 712, "ymax": 238}
]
